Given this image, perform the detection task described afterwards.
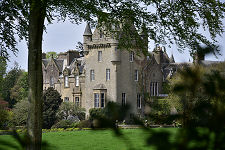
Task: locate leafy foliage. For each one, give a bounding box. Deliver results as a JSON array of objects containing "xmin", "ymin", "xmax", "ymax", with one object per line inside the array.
[
  {"xmin": 10, "ymin": 72, "xmax": 28, "ymax": 103},
  {"xmin": 1, "ymin": 0, "xmax": 225, "ymax": 57},
  {"xmin": 43, "ymin": 87, "xmax": 63, "ymax": 129},
  {"xmin": 1, "ymin": 62, "xmax": 22, "ymax": 108},
  {"xmin": 45, "ymin": 52, "xmax": 57, "ymax": 59},
  {"xmin": 57, "ymin": 102, "xmax": 85, "ymax": 121},
  {"xmin": 0, "ymin": 107, "xmax": 12, "ymax": 130},
  {"xmin": 0, "ymin": 57, "xmax": 7, "ymax": 95},
  {"xmin": 12, "ymin": 99, "xmax": 29, "ymax": 126},
  {"xmin": 146, "ymin": 98, "xmax": 173, "ymax": 125}
]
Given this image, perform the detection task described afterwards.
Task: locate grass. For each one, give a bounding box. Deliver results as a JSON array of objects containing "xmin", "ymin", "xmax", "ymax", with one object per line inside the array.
[{"xmin": 0, "ymin": 128, "xmax": 179, "ymax": 150}]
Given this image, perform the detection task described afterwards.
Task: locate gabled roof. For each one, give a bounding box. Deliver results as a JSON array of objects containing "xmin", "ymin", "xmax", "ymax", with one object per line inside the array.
[{"xmin": 55, "ymin": 59, "xmax": 64, "ymax": 72}]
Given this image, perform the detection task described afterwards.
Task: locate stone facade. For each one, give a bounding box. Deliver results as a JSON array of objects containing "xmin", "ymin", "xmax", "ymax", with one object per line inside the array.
[{"xmin": 42, "ymin": 23, "xmax": 176, "ymax": 118}]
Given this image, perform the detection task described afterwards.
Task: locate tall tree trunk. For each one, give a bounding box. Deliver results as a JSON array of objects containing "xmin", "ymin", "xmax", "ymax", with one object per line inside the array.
[{"xmin": 27, "ymin": 0, "xmax": 45, "ymax": 149}]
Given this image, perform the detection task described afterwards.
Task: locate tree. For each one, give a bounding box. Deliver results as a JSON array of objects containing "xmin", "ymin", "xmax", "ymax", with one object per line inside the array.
[
  {"xmin": 43, "ymin": 87, "xmax": 62, "ymax": 129},
  {"xmin": 10, "ymin": 71, "xmax": 28, "ymax": 103},
  {"xmin": 1, "ymin": 0, "xmax": 225, "ymax": 149},
  {"xmin": 0, "ymin": 57, "xmax": 7, "ymax": 96},
  {"xmin": 45, "ymin": 52, "xmax": 57, "ymax": 59},
  {"xmin": 1, "ymin": 62, "xmax": 22, "ymax": 108},
  {"xmin": 0, "ymin": 99, "xmax": 12, "ymax": 129},
  {"xmin": 12, "ymin": 99, "xmax": 29, "ymax": 126}
]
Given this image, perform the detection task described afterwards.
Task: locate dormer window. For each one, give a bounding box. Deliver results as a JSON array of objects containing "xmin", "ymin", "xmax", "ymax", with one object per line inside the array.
[{"xmin": 64, "ymin": 76, "xmax": 69, "ymax": 87}]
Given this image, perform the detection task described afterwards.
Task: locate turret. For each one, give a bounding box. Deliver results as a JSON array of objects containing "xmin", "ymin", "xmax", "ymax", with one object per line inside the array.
[{"xmin": 83, "ymin": 23, "xmax": 92, "ymax": 55}]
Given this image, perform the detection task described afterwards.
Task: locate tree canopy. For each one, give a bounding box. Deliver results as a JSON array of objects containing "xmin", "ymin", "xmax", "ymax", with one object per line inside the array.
[{"xmin": 1, "ymin": 0, "xmax": 225, "ymax": 58}]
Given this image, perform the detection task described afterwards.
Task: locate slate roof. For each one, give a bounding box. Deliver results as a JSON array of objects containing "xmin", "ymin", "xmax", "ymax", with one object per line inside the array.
[
  {"xmin": 55, "ymin": 59, "xmax": 64, "ymax": 72},
  {"xmin": 42, "ymin": 59, "xmax": 49, "ymax": 67},
  {"xmin": 83, "ymin": 23, "xmax": 92, "ymax": 36}
]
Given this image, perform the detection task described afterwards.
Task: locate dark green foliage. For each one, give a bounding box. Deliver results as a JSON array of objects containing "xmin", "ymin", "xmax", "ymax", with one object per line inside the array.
[
  {"xmin": 76, "ymin": 120, "xmax": 92, "ymax": 128},
  {"xmin": 162, "ymin": 82, "xmax": 170, "ymax": 94},
  {"xmin": 43, "ymin": 87, "xmax": 62, "ymax": 129},
  {"xmin": 0, "ymin": 57, "xmax": 7, "ymax": 95},
  {"xmin": 12, "ymin": 99, "xmax": 29, "ymax": 126},
  {"xmin": 146, "ymin": 98, "xmax": 173, "ymax": 125},
  {"xmin": 89, "ymin": 108, "xmax": 105, "ymax": 121},
  {"xmin": 10, "ymin": 72, "xmax": 28, "ymax": 103},
  {"xmin": 1, "ymin": 63, "xmax": 22, "ymax": 108}
]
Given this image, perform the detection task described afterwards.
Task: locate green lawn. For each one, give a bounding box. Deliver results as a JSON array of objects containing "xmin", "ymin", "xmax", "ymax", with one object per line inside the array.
[{"xmin": 0, "ymin": 128, "xmax": 179, "ymax": 150}]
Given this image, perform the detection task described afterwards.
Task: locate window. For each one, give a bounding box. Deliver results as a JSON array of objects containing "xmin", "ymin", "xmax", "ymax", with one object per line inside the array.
[
  {"xmin": 135, "ymin": 70, "xmax": 138, "ymax": 81},
  {"xmin": 101, "ymin": 93, "xmax": 105, "ymax": 108},
  {"xmin": 94, "ymin": 93, "xmax": 100, "ymax": 108},
  {"xmin": 115, "ymin": 47, "xmax": 117, "ymax": 51},
  {"xmin": 100, "ymin": 31, "xmax": 103, "ymax": 38},
  {"xmin": 75, "ymin": 97, "xmax": 80, "ymax": 107},
  {"xmin": 90, "ymin": 70, "xmax": 95, "ymax": 81},
  {"xmin": 75, "ymin": 75, "xmax": 79, "ymax": 87},
  {"xmin": 94, "ymin": 93, "xmax": 105, "ymax": 108},
  {"xmin": 98, "ymin": 51, "xmax": 102, "ymax": 62},
  {"xmin": 50, "ymin": 76, "xmax": 54, "ymax": 87},
  {"xmin": 106, "ymin": 69, "xmax": 110, "ymax": 81},
  {"xmin": 64, "ymin": 76, "xmax": 69, "ymax": 87},
  {"xmin": 122, "ymin": 93, "xmax": 126, "ymax": 106},
  {"xmin": 137, "ymin": 94, "xmax": 141, "ymax": 109},
  {"xmin": 150, "ymin": 82, "xmax": 158, "ymax": 96},
  {"xmin": 129, "ymin": 51, "xmax": 134, "ymax": 62},
  {"xmin": 64, "ymin": 97, "xmax": 69, "ymax": 102}
]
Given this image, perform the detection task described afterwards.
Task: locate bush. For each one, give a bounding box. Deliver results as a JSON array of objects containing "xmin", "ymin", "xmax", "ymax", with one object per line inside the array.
[
  {"xmin": 12, "ymin": 100, "xmax": 29, "ymax": 126},
  {"xmin": 76, "ymin": 120, "xmax": 92, "ymax": 128},
  {"xmin": 51, "ymin": 120, "xmax": 80, "ymax": 129},
  {"xmin": 89, "ymin": 108, "xmax": 104, "ymax": 120},
  {"xmin": 0, "ymin": 109, "xmax": 13, "ymax": 129},
  {"xmin": 43, "ymin": 87, "xmax": 63, "ymax": 129},
  {"xmin": 57, "ymin": 102, "xmax": 86, "ymax": 121},
  {"xmin": 51, "ymin": 120, "xmax": 72, "ymax": 129}
]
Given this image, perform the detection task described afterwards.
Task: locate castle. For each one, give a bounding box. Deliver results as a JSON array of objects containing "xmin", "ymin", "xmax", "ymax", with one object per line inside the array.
[{"xmin": 42, "ymin": 23, "xmax": 188, "ymax": 117}]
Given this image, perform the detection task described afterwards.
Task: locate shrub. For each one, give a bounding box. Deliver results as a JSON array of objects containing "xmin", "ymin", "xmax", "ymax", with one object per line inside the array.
[
  {"xmin": 0, "ymin": 109, "xmax": 12, "ymax": 129},
  {"xmin": 89, "ymin": 108, "xmax": 104, "ymax": 120},
  {"xmin": 51, "ymin": 120, "xmax": 73, "ymax": 129},
  {"xmin": 43, "ymin": 87, "xmax": 62, "ymax": 129},
  {"xmin": 12, "ymin": 100, "xmax": 29, "ymax": 126},
  {"xmin": 76, "ymin": 120, "xmax": 92, "ymax": 128},
  {"xmin": 57, "ymin": 102, "xmax": 86, "ymax": 121}
]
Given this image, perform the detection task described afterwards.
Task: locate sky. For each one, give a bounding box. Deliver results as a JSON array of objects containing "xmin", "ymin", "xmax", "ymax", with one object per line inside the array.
[{"xmin": 7, "ymin": 19, "xmax": 225, "ymax": 71}]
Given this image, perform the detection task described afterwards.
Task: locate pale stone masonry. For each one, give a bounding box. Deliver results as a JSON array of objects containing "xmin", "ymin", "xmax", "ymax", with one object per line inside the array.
[{"xmin": 42, "ymin": 23, "xmax": 176, "ymax": 118}]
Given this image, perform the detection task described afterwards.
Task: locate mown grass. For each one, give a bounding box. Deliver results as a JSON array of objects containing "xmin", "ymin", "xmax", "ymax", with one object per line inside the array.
[{"xmin": 0, "ymin": 128, "xmax": 179, "ymax": 150}]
